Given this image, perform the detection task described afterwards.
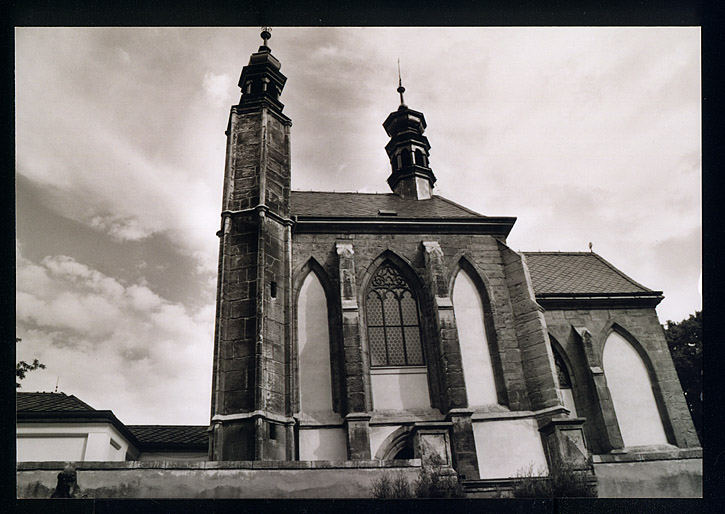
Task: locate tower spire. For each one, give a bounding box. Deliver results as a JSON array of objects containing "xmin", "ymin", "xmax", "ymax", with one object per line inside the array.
[
  {"xmin": 236, "ymin": 26, "xmax": 287, "ymax": 115},
  {"xmin": 260, "ymin": 27, "xmax": 271, "ymax": 49},
  {"xmin": 397, "ymin": 59, "xmax": 406, "ymax": 107},
  {"xmin": 382, "ymin": 66, "xmax": 436, "ymax": 200}
]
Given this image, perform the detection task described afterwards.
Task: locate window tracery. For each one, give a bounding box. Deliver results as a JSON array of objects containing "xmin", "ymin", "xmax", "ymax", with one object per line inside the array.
[{"xmin": 366, "ymin": 263, "xmax": 424, "ymax": 367}]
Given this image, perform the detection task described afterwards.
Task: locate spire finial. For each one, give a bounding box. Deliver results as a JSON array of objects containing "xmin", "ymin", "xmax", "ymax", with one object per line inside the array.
[
  {"xmin": 261, "ymin": 27, "xmax": 272, "ymax": 48},
  {"xmin": 397, "ymin": 59, "xmax": 406, "ymax": 107}
]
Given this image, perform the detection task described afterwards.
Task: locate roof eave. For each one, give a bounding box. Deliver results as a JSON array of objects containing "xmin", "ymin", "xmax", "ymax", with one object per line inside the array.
[
  {"xmin": 536, "ymin": 292, "xmax": 664, "ymax": 310},
  {"xmin": 17, "ymin": 410, "xmax": 142, "ymax": 449},
  {"xmin": 292, "ymin": 216, "xmax": 517, "ymax": 237}
]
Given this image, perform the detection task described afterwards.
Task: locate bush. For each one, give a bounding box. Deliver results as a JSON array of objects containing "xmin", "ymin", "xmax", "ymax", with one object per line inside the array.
[
  {"xmin": 414, "ymin": 454, "xmax": 465, "ymax": 498},
  {"xmin": 511, "ymin": 463, "xmax": 596, "ymax": 498},
  {"xmin": 371, "ymin": 471, "xmax": 412, "ymax": 499},
  {"xmin": 370, "ymin": 454, "xmax": 464, "ymax": 499}
]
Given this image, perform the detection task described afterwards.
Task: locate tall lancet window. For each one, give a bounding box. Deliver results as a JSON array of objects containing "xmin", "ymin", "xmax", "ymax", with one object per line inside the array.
[
  {"xmin": 552, "ymin": 345, "xmax": 577, "ymax": 417},
  {"xmin": 366, "ymin": 263, "xmax": 424, "ymax": 367},
  {"xmin": 451, "ymin": 269, "xmax": 498, "ymax": 406},
  {"xmin": 297, "ymin": 272, "xmax": 334, "ymax": 413},
  {"xmin": 603, "ymin": 331, "xmax": 668, "ymax": 447}
]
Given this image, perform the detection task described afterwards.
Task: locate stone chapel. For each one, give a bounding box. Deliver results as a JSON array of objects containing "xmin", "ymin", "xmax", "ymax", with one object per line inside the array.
[{"xmin": 206, "ymin": 31, "xmax": 701, "ymax": 493}]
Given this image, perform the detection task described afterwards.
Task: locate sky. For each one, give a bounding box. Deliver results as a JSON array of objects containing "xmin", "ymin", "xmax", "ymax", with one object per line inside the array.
[{"xmin": 15, "ymin": 27, "xmax": 701, "ymax": 425}]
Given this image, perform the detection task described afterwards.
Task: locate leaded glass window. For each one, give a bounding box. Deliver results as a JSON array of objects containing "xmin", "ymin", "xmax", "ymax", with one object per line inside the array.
[
  {"xmin": 553, "ymin": 347, "xmax": 571, "ymax": 388},
  {"xmin": 366, "ymin": 263, "xmax": 425, "ymax": 367}
]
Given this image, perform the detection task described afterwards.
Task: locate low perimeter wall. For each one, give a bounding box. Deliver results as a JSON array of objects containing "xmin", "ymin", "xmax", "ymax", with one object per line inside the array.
[
  {"xmin": 593, "ymin": 448, "xmax": 702, "ymax": 498},
  {"xmin": 17, "ymin": 459, "xmax": 422, "ymax": 499}
]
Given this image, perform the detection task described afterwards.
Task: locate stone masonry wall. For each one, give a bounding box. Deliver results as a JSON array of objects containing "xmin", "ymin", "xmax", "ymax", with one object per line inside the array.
[
  {"xmin": 211, "ymin": 105, "xmax": 292, "ymax": 460},
  {"xmin": 290, "ymin": 232, "xmax": 533, "ymax": 413},
  {"xmin": 544, "ymin": 306, "xmax": 700, "ymax": 453},
  {"xmin": 17, "ymin": 460, "xmax": 422, "ymax": 499}
]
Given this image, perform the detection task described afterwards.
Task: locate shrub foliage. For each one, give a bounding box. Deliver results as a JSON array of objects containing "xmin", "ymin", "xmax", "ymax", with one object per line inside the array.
[
  {"xmin": 511, "ymin": 463, "xmax": 596, "ymax": 498},
  {"xmin": 370, "ymin": 454, "xmax": 464, "ymax": 499}
]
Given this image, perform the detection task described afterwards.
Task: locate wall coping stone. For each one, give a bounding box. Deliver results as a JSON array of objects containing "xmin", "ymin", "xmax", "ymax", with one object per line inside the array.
[
  {"xmin": 592, "ymin": 446, "xmax": 702, "ymax": 463},
  {"xmin": 17, "ymin": 459, "xmax": 422, "ymax": 471},
  {"xmin": 470, "ymin": 405, "xmax": 565, "ymax": 422}
]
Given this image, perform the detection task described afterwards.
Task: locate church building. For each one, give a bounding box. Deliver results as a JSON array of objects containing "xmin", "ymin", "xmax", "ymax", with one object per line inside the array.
[
  {"xmin": 207, "ymin": 31, "xmax": 701, "ymax": 495},
  {"xmin": 17, "ymin": 30, "xmax": 701, "ymax": 499}
]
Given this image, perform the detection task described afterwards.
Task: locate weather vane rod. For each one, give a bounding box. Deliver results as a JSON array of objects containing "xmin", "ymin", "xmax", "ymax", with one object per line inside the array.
[
  {"xmin": 397, "ymin": 59, "xmax": 406, "ymax": 106},
  {"xmin": 261, "ymin": 27, "xmax": 272, "ymax": 48}
]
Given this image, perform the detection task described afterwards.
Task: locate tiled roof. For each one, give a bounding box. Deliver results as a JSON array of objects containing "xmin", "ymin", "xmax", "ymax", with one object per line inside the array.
[
  {"xmin": 523, "ymin": 252, "xmax": 656, "ymax": 295},
  {"xmin": 290, "ymin": 191, "xmax": 485, "ymax": 218},
  {"xmin": 126, "ymin": 425, "xmax": 208, "ymax": 449},
  {"xmin": 16, "ymin": 392, "xmax": 96, "ymax": 412},
  {"xmin": 17, "ymin": 393, "xmax": 207, "ymax": 451}
]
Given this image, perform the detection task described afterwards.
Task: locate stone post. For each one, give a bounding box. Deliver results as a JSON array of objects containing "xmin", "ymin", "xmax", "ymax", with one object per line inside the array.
[
  {"xmin": 573, "ymin": 326, "xmax": 625, "ymax": 452},
  {"xmin": 422, "ymin": 241, "xmax": 480, "ymax": 479},
  {"xmin": 539, "ymin": 416, "xmax": 590, "ymax": 471},
  {"xmin": 336, "ymin": 242, "xmax": 371, "ymax": 459}
]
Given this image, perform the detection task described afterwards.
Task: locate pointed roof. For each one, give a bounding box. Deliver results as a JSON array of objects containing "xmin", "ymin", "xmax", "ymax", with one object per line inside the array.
[
  {"xmin": 126, "ymin": 425, "xmax": 208, "ymax": 450},
  {"xmin": 523, "ymin": 251, "xmax": 659, "ymax": 296},
  {"xmin": 290, "ymin": 191, "xmax": 484, "ymax": 218},
  {"xmin": 16, "ymin": 392, "xmax": 96, "ymax": 412},
  {"xmin": 17, "ymin": 392, "xmax": 208, "ymax": 452}
]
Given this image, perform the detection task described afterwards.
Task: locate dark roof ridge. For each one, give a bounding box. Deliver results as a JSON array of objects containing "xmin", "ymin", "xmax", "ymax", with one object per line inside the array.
[
  {"xmin": 523, "ymin": 251, "xmax": 596, "ymax": 255},
  {"xmin": 126, "ymin": 424, "xmax": 209, "ymax": 428},
  {"xmin": 291, "ymin": 190, "xmax": 392, "ymax": 195}
]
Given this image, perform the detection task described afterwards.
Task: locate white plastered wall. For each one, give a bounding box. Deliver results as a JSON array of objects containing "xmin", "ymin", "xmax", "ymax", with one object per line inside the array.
[
  {"xmin": 297, "ymin": 273, "xmax": 347, "ymax": 460},
  {"xmin": 297, "ymin": 272, "xmax": 334, "ymax": 414},
  {"xmin": 561, "ymin": 388, "xmax": 578, "ymax": 417},
  {"xmin": 298, "ymin": 428, "xmax": 347, "ymax": 461},
  {"xmin": 370, "ymin": 367, "xmax": 431, "ymax": 410},
  {"xmin": 472, "ymin": 418, "xmax": 549, "ymax": 478},
  {"xmin": 17, "ymin": 423, "xmax": 134, "ymax": 462},
  {"xmin": 603, "ymin": 331, "xmax": 668, "ymax": 447},
  {"xmin": 369, "ymin": 425, "xmax": 400, "ymax": 459},
  {"xmin": 452, "ymin": 270, "xmax": 498, "ymax": 407}
]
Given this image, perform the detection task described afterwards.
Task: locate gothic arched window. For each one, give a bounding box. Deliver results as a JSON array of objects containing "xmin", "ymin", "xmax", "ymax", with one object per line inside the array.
[
  {"xmin": 553, "ymin": 348, "xmax": 571, "ymax": 388},
  {"xmin": 366, "ymin": 263, "xmax": 424, "ymax": 367}
]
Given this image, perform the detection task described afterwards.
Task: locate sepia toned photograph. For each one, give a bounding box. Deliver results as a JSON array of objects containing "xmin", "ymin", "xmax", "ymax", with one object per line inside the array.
[{"xmin": 15, "ymin": 26, "xmax": 701, "ymax": 499}]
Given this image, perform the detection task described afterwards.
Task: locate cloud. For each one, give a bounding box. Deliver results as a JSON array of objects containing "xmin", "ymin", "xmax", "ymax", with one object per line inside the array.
[
  {"xmin": 90, "ymin": 215, "xmax": 154, "ymax": 242},
  {"xmin": 16, "ymin": 248, "xmax": 214, "ymax": 424},
  {"xmin": 203, "ymin": 71, "xmax": 233, "ymax": 105}
]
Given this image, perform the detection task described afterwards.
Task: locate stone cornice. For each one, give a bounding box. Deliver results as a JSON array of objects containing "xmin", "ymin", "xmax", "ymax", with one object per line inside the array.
[
  {"xmin": 536, "ymin": 292, "xmax": 664, "ymax": 310},
  {"xmin": 292, "ymin": 216, "xmax": 516, "ymax": 236}
]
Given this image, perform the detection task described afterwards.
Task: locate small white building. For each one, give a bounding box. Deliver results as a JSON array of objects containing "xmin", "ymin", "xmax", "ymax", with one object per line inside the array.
[{"xmin": 16, "ymin": 392, "xmax": 207, "ymax": 462}]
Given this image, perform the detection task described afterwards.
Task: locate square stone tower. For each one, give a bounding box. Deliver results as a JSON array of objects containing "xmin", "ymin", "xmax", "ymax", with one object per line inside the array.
[{"xmin": 209, "ymin": 30, "xmax": 293, "ymax": 460}]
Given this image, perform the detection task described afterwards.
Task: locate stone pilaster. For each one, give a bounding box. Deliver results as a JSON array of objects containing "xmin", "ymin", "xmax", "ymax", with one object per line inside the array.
[
  {"xmin": 539, "ymin": 416, "xmax": 591, "ymax": 471},
  {"xmin": 422, "ymin": 241, "xmax": 480, "ymax": 479},
  {"xmin": 412, "ymin": 421, "xmax": 453, "ymax": 465},
  {"xmin": 421, "ymin": 241, "xmax": 467, "ymax": 410},
  {"xmin": 573, "ymin": 326, "xmax": 625, "ymax": 452},
  {"xmin": 446, "ymin": 409, "xmax": 480, "ymax": 480},
  {"xmin": 499, "ymin": 244, "xmax": 561, "ymax": 411},
  {"xmin": 336, "ymin": 241, "xmax": 371, "ymax": 459}
]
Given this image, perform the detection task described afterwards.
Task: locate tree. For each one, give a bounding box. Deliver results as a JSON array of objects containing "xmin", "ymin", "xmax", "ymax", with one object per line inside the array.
[
  {"xmin": 16, "ymin": 338, "xmax": 46, "ymax": 388},
  {"xmin": 663, "ymin": 311, "xmax": 702, "ymax": 441}
]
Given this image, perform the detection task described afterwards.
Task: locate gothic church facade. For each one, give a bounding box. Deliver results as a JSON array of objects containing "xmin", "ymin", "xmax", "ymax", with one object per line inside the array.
[{"xmin": 208, "ymin": 33, "xmax": 700, "ymax": 491}]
